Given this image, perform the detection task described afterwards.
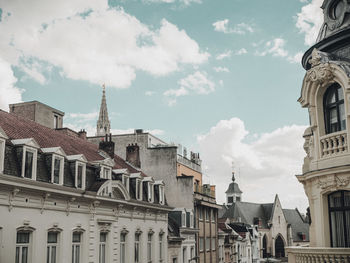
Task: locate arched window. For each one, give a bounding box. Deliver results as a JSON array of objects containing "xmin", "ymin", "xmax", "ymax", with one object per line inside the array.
[
  {"xmin": 324, "ymin": 83, "xmax": 346, "ymax": 134},
  {"xmin": 328, "ymin": 190, "xmax": 350, "ymax": 247}
]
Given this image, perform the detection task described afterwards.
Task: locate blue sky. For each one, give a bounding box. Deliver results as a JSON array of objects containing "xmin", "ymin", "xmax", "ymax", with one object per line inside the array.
[{"xmin": 0, "ymin": 0, "xmax": 324, "ymax": 210}]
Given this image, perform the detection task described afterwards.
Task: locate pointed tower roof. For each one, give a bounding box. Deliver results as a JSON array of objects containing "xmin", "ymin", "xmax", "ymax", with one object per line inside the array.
[
  {"xmin": 225, "ymin": 172, "xmax": 242, "ymax": 194},
  {"xmin": 96, "ymin": 84, "xmax": 111, "ymax": 136}
]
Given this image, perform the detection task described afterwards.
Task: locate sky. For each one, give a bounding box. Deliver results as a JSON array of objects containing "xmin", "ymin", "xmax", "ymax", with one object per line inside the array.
[{"xmin": 0, "ymin": 0, "xmax": 325, "ymax": 212}]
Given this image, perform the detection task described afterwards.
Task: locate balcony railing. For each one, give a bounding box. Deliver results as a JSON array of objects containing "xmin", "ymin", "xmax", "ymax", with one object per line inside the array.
[
  {"xmin": 177, "ymin": 154, "xmax": 202, "ymax": 172},
  {"xmin": 320, "ymin": 131, "xmax": 347, "ymax": 157},
  {"xmin": 286, "ymin": 247, "xmax": 350, "ymax": 263},
  {"xmin": 195, "ymin": 184, "xmax": 215, "ymax": 198}
]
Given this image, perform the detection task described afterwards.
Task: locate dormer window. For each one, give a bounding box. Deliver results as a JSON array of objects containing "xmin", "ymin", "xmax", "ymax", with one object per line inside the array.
[
  {"xmin": 182, "ymin": 211, "xmax": 186, "ymax": 227},
  {"xmin": 158, "ymin": 185, "xmax": 164, "ymax": 205},
  {"xmin": 22, "ymin": 147, "xmax": 38, "ymax": 180},
  {"xmin": 122, "ymin": 175, "xmax": 130, "ymax": 193},
  {"xmin": 101, "ymin": 166, "xmax": 112, "ymax": 179},
  {"xmin": 147, "ymin": 182, "xmax": 154, "ymax": 202},
  {"xmin": 324, "ymin": 83, "xmax": 346, "ymax": 134},
  {"xmin": 136, "ymin": 179, "xmax": 142, "ymax": 200},
  {"xmin": 67, "ymin": 155, "xmax": 87, "ymax": 190},
  {"xmin": 130, "ymin": 173, "xmax": 142, "ymax": 201},
  {"xmin": 52, "ymin": 155, "xmax": 64, "ymax": 184},
  {"xmin": 0, "ymin": 128, "xmax": 7, "ymax": 174}
]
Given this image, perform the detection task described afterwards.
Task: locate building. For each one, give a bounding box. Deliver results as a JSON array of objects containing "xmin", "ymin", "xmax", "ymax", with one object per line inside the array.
[
  {"xmin": 287, "ymin": 0, "xmax": 350, "ymax": 261},
  {"xmin": 88, "ymin": 88, "xmax": 220, "ymax": 263},
  {"xmin": 0, "ymin": 102, "xmax": 171, "ymax": 263},
  {"xmin": 220, "ymin": 174, "xmax": 309, "ymax": 260}
]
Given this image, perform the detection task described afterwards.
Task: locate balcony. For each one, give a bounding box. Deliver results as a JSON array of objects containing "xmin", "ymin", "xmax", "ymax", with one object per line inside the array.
[
  {"xmin": 320, "ymin": 131, "xmax": 347, "ymax": 158},
  {"xmin": 195, "ymin": 184, "xmax": 215, "ymax": 198},
  {"xmin": 286, "ymin": 247, "xmax": 350, "ymax": 263},
  {"xmin": 177, "ymin": 154, "xmax": 202, "ymax": 173}
]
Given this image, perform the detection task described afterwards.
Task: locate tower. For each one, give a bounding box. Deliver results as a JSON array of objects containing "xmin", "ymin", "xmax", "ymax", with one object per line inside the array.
[
  {"xmin": 225, "ymin": 170, "xmax": 242, "ymax": 206},
  {"xmin": 96, "ymin": 84, "xmax": 111, "ymax": 136},
  {"xmin": 297, "ymin": 0, "xmax": 350, "ymax": 248}
]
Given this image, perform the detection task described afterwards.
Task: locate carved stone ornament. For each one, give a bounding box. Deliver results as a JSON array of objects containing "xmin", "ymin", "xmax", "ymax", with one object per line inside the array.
[
  {"xmin": 98, "ymin": 222, "xmax": 111, "ymax": 233},
  {"xmin": 306, "ymin": 49, "xmax": 335, "ymax": 84},
  {"xmin": 317, "ymin": 174, "xmax": 350, "ymax": 190}
]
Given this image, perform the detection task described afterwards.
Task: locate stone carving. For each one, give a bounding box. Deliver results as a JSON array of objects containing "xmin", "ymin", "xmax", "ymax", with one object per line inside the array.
[
  {"xmin": 66, "ymin": 197, "xmax": 76, "ymax": 216},
  {"xmin": 317, "ymin": 175, "xmax": 350, "ymax": 190},
  {"xmin": 8, "ymin": 188, "xmax": 20, "ymax": 212},
  {"xmin": 306, "ymin": 49, "xmax": 334, "ymax": 84},
  {"xmin": 40, "ymin": 193, "xmax": 50, "ymax": 214}
]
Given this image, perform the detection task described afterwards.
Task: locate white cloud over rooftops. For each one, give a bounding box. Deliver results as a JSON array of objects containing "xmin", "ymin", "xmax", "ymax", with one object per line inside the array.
[
  {"xmin": 0, "ymin": 1, "xmax": 209, "ymax": 89},
  {"xmin": 197, "ymin": 118, "xmax": 308, "ymax": 211},
  {"xmin": 213, "ymin": 19, "xmax": 254, "ymax": 35}
]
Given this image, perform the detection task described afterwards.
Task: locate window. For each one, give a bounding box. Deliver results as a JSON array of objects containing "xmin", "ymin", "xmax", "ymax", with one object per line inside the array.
[
  {"xmin": 183, "ymin": 247, "xmax": 187, "ymax": 263},
  {"xmin": 54, "ymin": 115, "xmax": 59, "ymax": 129},
  {"xmin": 205, "ymin": 209, "xmax": 210, "ymax": 222},
  {"xmin": 99, "ymin": 232, "xmax": 107, "ymax": 263},
  {"xmin": 75, "ymin": 163, "xmax": 85, "ymax": 189},
  {"xmin": 72, "ymin": 232, "xmax": 82, "ymax": 263},
  {"xmin": 190, "ymin": 212, "xmax": 194, "ymax": 228},
  {"xmin": 136, "ymin": 179, "xmax": 142, "ymax": 200},
  {"xmin": 101, "ymin": 167, "xmax": 111, "ymax": 179},
  {"xmin": 324, "ymin": 83, "xmax": 346, "ymax": 134},
  {"xmin": 198, "ymin": 208, "xmax": 203, "ymax": 221},
  {"xmin": 328, "ymin": 190, "xmax": 350, "ymax": 247},
  {"xmin": 16, "ymin": 232, "xmax": 30, "ymax": 263},
  {"xmin": 158, "ymin": 185, "xmax": 164, "ymax": 205},
  {"xmin": 199, "ymin": 237, "xmax": 204, "ymax": 252},
  {"xmin": 211, "ymin": 238, "xmax": 216, "ymax": 251},
  {"xmin": 206, "ymin": 237, "xmax": 210, "ymax": 251},
  {"xmin": 211, "ymin": 210, "xmax": 215, "ymax": 223},
  {"xmin": 47, "ymin": 232, "xmax": 58, "ymax": 263},
  {"xmin": 122, "ymin": 175, "xmax": 129, "ymax": 192},
  {"xmin": 120, "ymin": 233, "xmax": 126, "ymax": 263},
  {"xmin": 159, "ymin": 233, "xmax": 164, "ymax": 262},
  {"xmin": 51, "ymin": 155, "xmax": 64, "ymax": 185},
  {"xmin": 135, "ymin": 233, "xmax": 141, "ymax": 263},
  {"xmin": 147, "ymin": 233, "xmax": 153, "ymax": 263},
  {"xmin": 24, "ymin": 150, "xmax": 34, "ymax": 179},
  {"xmin": 190, "ymin": 247, "xmax": 194, "ymax": 261},
  {"xmin": 228, "ymin": 196, "xmax": 233, "ymax": 204},
  {"xmin": 172, "ymin": 258, "xmax": 177, "ymax": 263}
]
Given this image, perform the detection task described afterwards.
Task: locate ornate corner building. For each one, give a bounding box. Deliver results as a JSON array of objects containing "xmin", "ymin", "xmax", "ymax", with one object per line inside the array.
[{"xmin": 288, "ymin": 0, "xmax": 350, "ymax": 261}]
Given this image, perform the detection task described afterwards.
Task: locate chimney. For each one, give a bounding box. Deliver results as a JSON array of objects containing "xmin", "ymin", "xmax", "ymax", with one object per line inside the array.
[
  {"xmin": 78, "ymin": 129, "xmax": 87, "ymax": 140},
  {"xmin": 99, "ymin": 134, "xmax": 115, "ymax": 159},
  {"xmin": 126, "ymin": 143, "xmax": 141, "ymax": 168}
]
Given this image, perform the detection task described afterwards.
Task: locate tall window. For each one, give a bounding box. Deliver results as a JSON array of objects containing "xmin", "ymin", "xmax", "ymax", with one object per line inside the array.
[
  {"xmin": 135, "ymin": 233, "xmax": 141, "ymax": 263},
  {"xmin": 182, "ymin": 212, "xmax": 186, "ymax": 227},
  {"xmin": 199, "ymin": 237, "xmax": 204, "ymax": 252},
  {"xmin": 147, "ymin": 233, "xmax": 153, "ymax": 263},
  {"xmin": 159, "ymin": 233, "xmax": 163, "ymax": 262},
  {"xmin": 182, "ymin": 247, "xmax": 187, "ymax": 263},
  {"xmin": 16, "ymin": 231, "xmax": 30, "ymax": 263},
  {"xmin": 24, "ymin": 151, "xmax": 34, "ymax": 179},
  {"xmin": 53, "ymin": 157, "xmax": 61, "ymax": 184},
  {"xmin": 120, "ymin": 233, "xmax": 126, "ymax": 263},
  {"xmin": 211, "ymin": 237, "xmax": 216, "ymax": 251},
  {"xmin": 324, "ymin": 83, "xmax": 346, "ymax": 134},
  {"xmin": 77, "ymin": 164, "xmax": 83, "ymax": 188},
  {"xmin": 47, "ymin": 232, "xmax": 58, "ymax": 263},
  {"xmin": 72, "ymin": 232, "xmax": 82, "ymax": 263},
  {"xmin": 99, "ymin": 232, "xmax": 107, "ymax": 263},
  {"xmin": 0, "ymin": 139, "xmax": 5, "ymax": 174},
  {"xmin": 206, "ymin": 237, "xmax": 210, "ymax": 251},
  {"xmin": 329, "ymin": 190, "xmax": 350, "ymax": 247}
]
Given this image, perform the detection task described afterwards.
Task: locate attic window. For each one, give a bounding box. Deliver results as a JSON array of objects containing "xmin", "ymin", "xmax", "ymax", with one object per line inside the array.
[
  {"xmin": 100, "ymin": 167, "xmax": 111, "ymax": 179},
  {"xmin": 147, "ymin": 182, "xmax": 154, "ymax": 203},
  {"xmin": 51, "ymin": 155, "xmax": 64, "ymax": 185},
  {"xmin": 22, "ymin": 147, "xmax": 37, "ymax": 180},
  {"xmin": 136, "ymin": 179, "xmax": 142, "ymax": 201},
  {"xmin": 75, "ymin": 162, "xmax": 86, "ymax": 190},
  {"xmin": 182, "ymin": 211, "xmax": 186, "ymax": 227},
  {"xmin": 159, "ymin": 185, "xmax": 164, "ymax": 205},
  {"xmin": 122, "ymin": 175, "xmax": 129, "ymax": 193}
]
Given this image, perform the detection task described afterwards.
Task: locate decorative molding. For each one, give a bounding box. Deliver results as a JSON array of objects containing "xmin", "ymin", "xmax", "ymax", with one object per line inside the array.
[
  {"xmin": 98, "ymin": 222, "xmax": 111, "ymax": 233},
  {"xmin": 89, "ymin": 200, "xmax": 100, "ymax": 218},
  {"xmin": 66, "ymin": 197, "xmax": 76, "ymax": 216},
  {"xmin": 317, "ymin": 174, "xmax": 350, "ymax": 190},
  {"xmin": 306, "ymin": 63, "xmax": 334, "ymax": 84},
  {"xmin": 40, "ymin": 193, "xmax": 51, "ymax": 214},
  {"xmin": 8, "ymin": 188, "xmax": 20, "ymax": 212},
  {"xmin": 120, "ymin": 227, "xmax": 129, "ymax": 235}
]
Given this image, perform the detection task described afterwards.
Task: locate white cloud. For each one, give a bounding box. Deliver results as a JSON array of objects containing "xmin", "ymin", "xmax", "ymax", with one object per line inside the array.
[
  {"xmin": 296, "ymin": 0, "xmax": 323, "ymax": 46},
  {"xmin": 143, "ymin": 0, "xmax": 201, "ymax": 5},
  {"xmin": 0, "ymin": 1, "xmax": 209, "ymax": 89},
  {"xmin": 197, "ymin": 118, "xmax": 309, "ymax": 211},
  {"xmin": 145, "ymin": 91, "xmax": 156, "ymax": 96},
  {"xmin": 213, "ymin": 66, "xmax": 229, "ymax": 73},
  {"xmin": 164, "ymin": 71, "xmax": 215, "ymax": 106},
  {"xmin": 236, "ymin": 48, "xmax": 248, "ymax": 55},
  {"xmin": 68, "ymin": 111, "xmax": 99, "ymax": 121},
  {"xmin": 256, "ymin": 38, "xmax": 288, "ymax": 57},
  {"xmin": 287, "ymin": 52, "xmax": 304, "ymax": 64},
  {"xmin": 216, "ymin": 50, "xmax": 232, "ymax": 60},
  {"xmin": 213, "ymin": 19, "xmax": 254, "ymax": 34},
  {"xmin": 0, "ymin": 57, "xmax": 22, "ymax": 111}
]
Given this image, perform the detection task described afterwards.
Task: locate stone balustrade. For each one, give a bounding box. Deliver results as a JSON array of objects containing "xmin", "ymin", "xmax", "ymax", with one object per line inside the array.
[
  {"xmin": 320, "ymin": 131, "xmax": 347, "ymax": 157},
  {"xmin": 286, "ymin": 247, "xmax": 350, "ymax": 263}
]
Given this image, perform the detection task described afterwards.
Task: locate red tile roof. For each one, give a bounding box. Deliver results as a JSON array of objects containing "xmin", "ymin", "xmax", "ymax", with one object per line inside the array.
[{"xmin": 0, "ymin": 110, "xmax": 145, "ymax": 175}]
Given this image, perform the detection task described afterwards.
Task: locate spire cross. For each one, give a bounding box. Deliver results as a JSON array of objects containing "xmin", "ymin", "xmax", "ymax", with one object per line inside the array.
[{"xmin": 102, "ymin": 83, "xmax": 106, "ymax": 93}]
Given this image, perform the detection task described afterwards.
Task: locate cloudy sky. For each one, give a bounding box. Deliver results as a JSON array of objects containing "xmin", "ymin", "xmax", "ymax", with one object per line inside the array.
[{"xmin": 0, "ymin": 0, "xmax": 324, "ymax": 212}]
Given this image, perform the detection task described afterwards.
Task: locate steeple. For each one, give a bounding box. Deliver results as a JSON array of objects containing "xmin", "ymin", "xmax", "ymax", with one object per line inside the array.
[
  {"xmin": 96, "ymin": 84, "xmax": 111, "ymax": 136},
  {"xmin": 225, "ymin": 162, "xmax": 242, "ymax": 206}
]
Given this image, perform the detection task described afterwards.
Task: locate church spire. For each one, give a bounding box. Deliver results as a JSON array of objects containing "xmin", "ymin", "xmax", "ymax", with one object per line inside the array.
[{"xmin": 96, "ymin": 84, "xmax": 111, "ymax": 136}]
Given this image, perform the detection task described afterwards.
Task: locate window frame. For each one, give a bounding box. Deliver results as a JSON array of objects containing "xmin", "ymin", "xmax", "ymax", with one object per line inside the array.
[
  {"xmin": 323, "ymin": 83, "xmax": 346, "ymax": 134},
  {"xmin": 206, "ymin": 237, "xmax": 210, "ymax": 251},
  {"xmin": 147, "ymin": 232, "xmax": 153, "ymax": 263},
  {"xmin": 99, "ymin": 232, "xmax": 107, "ymax": 263},
  {"xmin": 72, "ymin": 231, "xmax": 83, "ymax": 263},
  {"xmin": 147, "ymin": 182, "xmax": 154, "ymax": 203},
  {"xmin": 16, "ymin": 231, "xmax": 32, "ymax": 263},
  {"xmin": 328, "ymin": 190, "xmax": 350, "ymax": 247},
  {"xmin": 199, "ymin": 237, "xmax": 204, "ymax": 252},
  {"xmin": 122, "ymin": 175, "xmax": 130, "ymax": 193},
  {"xmin": 134, "ymin": 232, "xmax": 141, "ymax": 263},
  {"xmin": 47, "ymin": 231, "xmax": 59, "ymax": 263},
  {"xmin": 159, "ymin": 232, "xmax": 164, "ymax": 263},
  {"xmin": 75, "ymin": 161, "xmax": 86, "ymax": 190},
  {"xmin": 182, "ymin": 211, "xmax": 186, "ymax": 227},
  {"xmin": 120, "ymin": 230, "xmax": 128, "ymax": 263},
  {"xmin": 51, "ymin": 154, "xmax": 64, "ymax": 185},
  {"xmin": 100, "ymin": 166, "xmax": 112, "ymax": 180},
  {"xmin": 21, "ymin": 146, "xmax": 37, "ymax": 180}
]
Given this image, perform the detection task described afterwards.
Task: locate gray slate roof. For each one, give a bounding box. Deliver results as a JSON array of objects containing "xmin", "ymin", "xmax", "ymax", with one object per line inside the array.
[
  {"xmin": 225, "ymin": 182, "xmax": 242, "ymax": 194},
  {"xmin": 283, "ymin": 209, "xmax": 310, "ymax": 242}
]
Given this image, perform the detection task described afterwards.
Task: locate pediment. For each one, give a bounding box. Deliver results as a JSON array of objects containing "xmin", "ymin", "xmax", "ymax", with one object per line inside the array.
[
  {"xmin": 93, "ymin": 158, "xmax": 115, "ymax": 167},
  {"xmin": 11, "ymin": 138, "xmax": 40, "ymax": 149},
  {"xmin": 130, "ymin": 172, "xmax": 142, "ymax": 179},
  {"xmin": 142, "ymin": 176, "xmax": 154, "ymax": 182},
  {"xmin": 67, "ymin": 154, "xmax": 88, "ymax": 163},
  {"xmin": 112, "ymin": 168, "xmax": 128, "ymax": 175},
  {"xmin": 41, "ymin": 147, "xmax": 66, "ymax": 156}
]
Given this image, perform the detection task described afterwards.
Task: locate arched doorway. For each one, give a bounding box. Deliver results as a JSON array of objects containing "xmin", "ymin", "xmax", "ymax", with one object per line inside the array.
[
  {"xmin": 262, "ymin": 235, "xmax": 267, "ymax": 258},
  {"xmin": 274, "ymin": 235, "xmax": 285, "ymax": 258}
]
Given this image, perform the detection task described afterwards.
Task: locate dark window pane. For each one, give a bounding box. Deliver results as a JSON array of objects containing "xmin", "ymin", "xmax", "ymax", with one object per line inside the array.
[
  {"xmin": 77, "ymin": 165, "xmax": 83, "ymax": 188},
  {"xmin": 53, "ymin": 158, "xmax": 60, "ymax": 184},
  {"xmin": 100, "ymin": 232, "xmax": 107, "ymax": 242},
  {"xmin": 22, "ymin": 246, "xmax": 28, "ymax": 263},
  {"xmin": 17, "ymin": 232, "xmax": 30, "ymax": 244},
  {"xmin": 73, "ymin": 232, "xmax": 81, "ymax": 243},
  {"xmin": 48, "ymin": 232, "xmax": 58, "ymax": 243},
  {"xmin": 24, "ymin": 151, "xmax": 33, "ymax": 178},
  {"xmin": 324, "ymin": 84, "xmax": 346, "ymax": 134}
]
